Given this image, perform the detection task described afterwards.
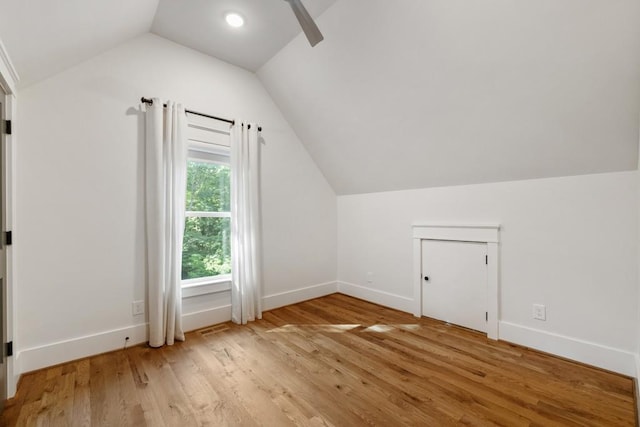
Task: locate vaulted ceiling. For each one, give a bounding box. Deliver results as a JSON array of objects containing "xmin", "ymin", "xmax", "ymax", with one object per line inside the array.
[
  {"xmin": 258, "ymin": 0, "xmax": 640, "ymax": 194},
  {"xmin": 0, "ymin": 0, "xmax": 159, "ymax": 88},
  {"xmin": 1, "ymin": 0, "xmax": 639, "ymax": 194},
  {"xmin": 0, "ymin": 0, "xmax": 336, "ymax": 87},
  {"xmin": 151, "ymin": 0, "xmax": 337, "ymax": 71}
]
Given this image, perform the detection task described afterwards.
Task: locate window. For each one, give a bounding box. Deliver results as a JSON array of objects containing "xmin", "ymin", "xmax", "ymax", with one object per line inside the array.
[
  {"xmin": 182, "ymin": 154, "xmax": 231, "ymax": 282},
  {"xmin": 181, "ymin": 116, "xmax": 233, "ymax": 296}
]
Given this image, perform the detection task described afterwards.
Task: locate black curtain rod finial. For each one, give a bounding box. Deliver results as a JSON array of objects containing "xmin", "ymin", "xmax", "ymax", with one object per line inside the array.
[{"xmin": 140, "ymin": 96, "xmax": 262, "ymax": 132}]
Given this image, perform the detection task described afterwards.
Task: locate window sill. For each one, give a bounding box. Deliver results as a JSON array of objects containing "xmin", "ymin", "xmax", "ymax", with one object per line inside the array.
[{"xmin": 182, "ymin": 276, "xmax": 231, "ymax": 299}]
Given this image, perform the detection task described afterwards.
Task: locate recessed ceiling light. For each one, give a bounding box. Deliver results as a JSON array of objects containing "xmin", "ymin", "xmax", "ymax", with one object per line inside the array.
[{"xmin": 225, "ymin": 13, "xmax": 244, "ymax": 28}]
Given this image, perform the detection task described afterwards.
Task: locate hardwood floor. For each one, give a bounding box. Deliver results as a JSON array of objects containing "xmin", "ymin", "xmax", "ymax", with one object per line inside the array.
[{"xmin": 2, "ymin": 294, "xmax": 636, "ymax": 426}]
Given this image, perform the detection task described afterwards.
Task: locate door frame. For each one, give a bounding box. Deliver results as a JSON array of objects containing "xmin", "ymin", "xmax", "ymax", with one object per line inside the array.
[
  {"xmin": 412, "ymin": 223, "xmax": 500, "ymax": 340},
  {"xmin": 0, "ymin": 38, "xmax": 19, "ymax": 398}
]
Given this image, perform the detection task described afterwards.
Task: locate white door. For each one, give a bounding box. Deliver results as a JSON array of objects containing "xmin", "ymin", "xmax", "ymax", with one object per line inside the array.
[
  {"xmin": 421, "ymin": 240, "xmax": 487, "ymax": 333},
  {"xmin": 0, "ymin": 88, "xmax": 7, "ymax": 407}
]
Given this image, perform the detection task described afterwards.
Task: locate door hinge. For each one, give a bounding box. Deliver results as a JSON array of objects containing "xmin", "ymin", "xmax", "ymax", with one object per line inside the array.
[
  {"xmin": 5, "ymin": 231, "xmax": 12, "ymax": 246},
  {"xmin": 6, "ymin": 341, "xmax": 13, "ymax": 357},
  {"xmin": 486, "ymin": 312, "xmax": 488, "ymax": 321},
  {"xmin": 4, "ymin": 120, "xmax": 11, "ymax": 135},
  {"xmin": 485, "ymin": 255, "xmax": 488, "ymax": 265}
]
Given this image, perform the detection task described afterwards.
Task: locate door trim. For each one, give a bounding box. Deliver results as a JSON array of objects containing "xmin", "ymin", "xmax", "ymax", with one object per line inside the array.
[
  {"xmin": 0, "ymin": 40, "xmax": 19, "ymax": 95},
  {"xmin": 412, "ymin": 223, "xmax": 500, "ymax": 340},
  {"xmin": 0, "ymin": 38, "xmax": 18, "ymax": 398}
]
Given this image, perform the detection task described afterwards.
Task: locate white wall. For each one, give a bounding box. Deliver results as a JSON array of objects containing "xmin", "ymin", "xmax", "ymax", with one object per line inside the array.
[
  {"xmin": 15, "ymin": 33, "xmax": 337, "ymax": 373},
  {"xmin": 259, "ymin": 0, "xmax": 640, "ymax": 195},
  {"xmin": 338, "ymin": 171, "xmax": 638, "ymax": 374}
]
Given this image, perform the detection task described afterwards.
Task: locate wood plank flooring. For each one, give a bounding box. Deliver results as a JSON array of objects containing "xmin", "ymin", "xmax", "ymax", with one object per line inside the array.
[{"xmin": 2, "ymin": 294, "xmax": 636, "ymax": 426}]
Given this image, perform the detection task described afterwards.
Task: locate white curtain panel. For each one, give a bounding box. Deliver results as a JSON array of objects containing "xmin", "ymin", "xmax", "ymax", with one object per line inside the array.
[
  {"xmin": 231, "ymin": 123, "xmax": 262, "ymax": 324},
  {"xmin": 145, "ymin": 98, "xmax": 187, "ymax": 347}
]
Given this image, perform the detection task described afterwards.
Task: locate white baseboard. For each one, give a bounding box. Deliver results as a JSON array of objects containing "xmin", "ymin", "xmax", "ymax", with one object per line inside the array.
[
  {"xmin": 10, "ymin": 353, "xmax": 19, "ymax": 397},
  {"xmin": 262, "ymin": 281, "xmax": 338, "ymax": 311},
  {"xmin": 499, "ymin": 321, "xmax": 636, "ymax": 377},
  {"xmin": 337, "ymin": 281, "xmax": 414, "ymax": 314},
  {"xmin": 18, "ymin": 305, "xmax": 233, "ymax": 374},
  {"xmin": 18, "ymin": 323, "xmax": 149, "ymax": 374},
  {"xmin": 182, "ymin": 305, "xmax": 232, "ymax": 332},
  {"xmin": 18, "ymin": 283, "xmax": 338, "ymax": 374},
  {"xmin": 333, "ymin": 284, "xmax": 633, "ymax": 377},
  {"xmin": 635, "ymin": 355, "xmax": 640, "ymax": 423},
  {"xmin": 20, "ymin": 281, "xmax": 635, "ymax": 391}
]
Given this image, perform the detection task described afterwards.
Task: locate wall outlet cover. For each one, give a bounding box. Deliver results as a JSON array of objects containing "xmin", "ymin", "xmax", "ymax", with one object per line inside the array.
[
  {"xmin": 532, "ymin": 304, "xmax": 546, "ymax": 321},
  {"xmin": 132, "ymin": 301, "xmax": 145, "ymax": 316}
]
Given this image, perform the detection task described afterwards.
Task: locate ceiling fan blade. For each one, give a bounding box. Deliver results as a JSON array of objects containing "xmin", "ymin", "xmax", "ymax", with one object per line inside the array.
[{"xmin": 286, "ymin": 0, "xmax": 324, "ymax": 47}]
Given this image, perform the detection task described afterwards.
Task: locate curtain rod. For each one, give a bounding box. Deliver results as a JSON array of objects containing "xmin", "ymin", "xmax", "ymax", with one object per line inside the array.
[{"xmin": 140, "ymin": 97, "xmax": 262, "ymax": 132}]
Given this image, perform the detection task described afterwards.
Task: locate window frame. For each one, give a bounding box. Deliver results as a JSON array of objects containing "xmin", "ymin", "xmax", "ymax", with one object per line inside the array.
[{"xmin": 181, "ymin": 142, "xmax": 232, "ymax": 298}]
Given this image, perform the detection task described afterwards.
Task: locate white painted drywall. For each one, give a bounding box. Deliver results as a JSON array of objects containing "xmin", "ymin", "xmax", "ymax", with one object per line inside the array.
[
  {"xmin": 259, "ymin": 0, "xmax": 640, "ymax": 195},
  {"xmin": 338, "ymin": 172, "xmax": 638, "ymax": 359},
  {"xmin": 15, "ymin": 33, "xmax": 336, "ymax": 371}
]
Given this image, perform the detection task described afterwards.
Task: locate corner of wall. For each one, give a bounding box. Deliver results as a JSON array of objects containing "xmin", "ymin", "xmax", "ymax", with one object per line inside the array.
[
  {"xmin": 337, "ymin": 281, "xmax": 414, "ymax": 314},
  {"xmin": 262, "ymin": 281, "xmax": 338, "ymax": 312}
]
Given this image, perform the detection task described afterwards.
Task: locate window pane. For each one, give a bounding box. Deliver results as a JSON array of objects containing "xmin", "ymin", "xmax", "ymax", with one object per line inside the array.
[
  {"xmin": 186, "ymin": 161, "xmax": 230, "ymax": 212},
  {"xmin": 182, "ymin": 217, "xmax": 231, "ymax": 280}
]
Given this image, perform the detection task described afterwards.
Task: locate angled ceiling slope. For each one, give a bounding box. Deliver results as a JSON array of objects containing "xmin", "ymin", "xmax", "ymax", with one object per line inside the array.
[
  {"xmin": 259, "ymin": 0, "xmax": 640, "ymax": 195},
  {"xmin": 0, "ymin": 0, "xmax": 336, "ymax": 87},
  {"xmin": 0, "ymin": 0, "xmax": 160, "ymax": 88},
  {"xmin": 151, "ymin": 0, "xmax": 337, "ymax": 71}
]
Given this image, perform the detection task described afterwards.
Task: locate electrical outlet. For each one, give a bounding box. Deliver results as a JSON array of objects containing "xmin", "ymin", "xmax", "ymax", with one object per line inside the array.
[
  {"xmin": 366, "ymin": 272, "xmax": 373, "ymax": 284},
  {"xmin": 532, "ymin": 304, "xmax": 546, "ymax": 321},
  {"xmin": 132, "ymin": 300, "xmax": 145, "ymax": 316}
]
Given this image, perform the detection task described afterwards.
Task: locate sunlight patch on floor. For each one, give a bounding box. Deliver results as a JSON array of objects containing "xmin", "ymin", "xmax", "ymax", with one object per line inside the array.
[
  {"xmin": 362, "ymin": 324, "xmax": 420, "ymax": 333},
  {"xmin": 267, "ymin": 324, "xmax": 361, "ymax": 333},
  {"xmin": 362, "ymin": 324, "xmax": 395, "ymax": 333},
  {"xmin": 267, "ymin": 324, "xmax": 421, "ymax": 333}
]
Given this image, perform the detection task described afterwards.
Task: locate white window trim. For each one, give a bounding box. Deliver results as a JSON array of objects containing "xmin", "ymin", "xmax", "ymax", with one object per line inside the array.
[
  {"xmin": 185, "ymin": 211, "xmax": 231, "ymax": 218},
  {"xmin": 182, "ymin": 138, "xmax": 232, "ymax": 298},
  {"xmin": 182, "ymin": 274, "xmax": 232, "ymax": 298}
]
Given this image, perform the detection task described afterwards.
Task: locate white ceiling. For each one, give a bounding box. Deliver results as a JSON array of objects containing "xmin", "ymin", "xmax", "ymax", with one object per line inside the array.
[
  {"xmin": 0, "ymin": 0, "xmax": 337, "ymax": 88},
  {"xmin": 1, "ymin": 0, "xmax": 639, "ymax": 195},
  {"xmin": 151, "ymin": 0, "xmax": 337, "ymax": 71},
  {"xmin": 0, "ymin": 0, "xmax": 159, "ymax": 88},
  {"xmin": 259, "ymin": 0, "xmax": 640, "ymax": 194}
]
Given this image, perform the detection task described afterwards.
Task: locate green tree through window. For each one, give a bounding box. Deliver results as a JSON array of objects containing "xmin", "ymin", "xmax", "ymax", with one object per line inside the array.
[{"xmin": 182, "ymin": 160, "xmax": 231, "ymax": 280}]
